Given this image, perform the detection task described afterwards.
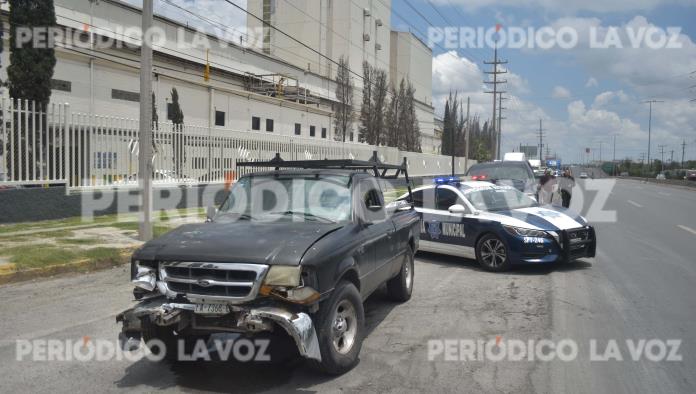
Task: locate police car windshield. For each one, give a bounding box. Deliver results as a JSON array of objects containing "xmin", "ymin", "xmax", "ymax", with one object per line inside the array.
[
  {"xmin": 216, "ymin": 175, "xmax": 352, "ymax": 223},
  {"xmin": 465, "ymin": 187, "xmax": 537, "ymax": 212}
]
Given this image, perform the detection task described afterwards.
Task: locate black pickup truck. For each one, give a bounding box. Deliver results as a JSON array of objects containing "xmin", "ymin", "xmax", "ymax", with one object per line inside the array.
[{"xmin": 117, "ymin": 154, "xmax": 420, "ymax": 374}]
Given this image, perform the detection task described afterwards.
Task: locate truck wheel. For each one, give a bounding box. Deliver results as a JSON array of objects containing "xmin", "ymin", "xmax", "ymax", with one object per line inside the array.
[
  {"xmin": 141, "ymin": 322, "xmax": 208, "ymax": 362},
  {"xmin": 308, "ymin": 280, "xmax": 364, "ymax": 375},
  {"xmin": 387, "ymin": 246, "xmax": 414, "ymax": 302},
  {"xmin": 476, "ymin": 234, "xmax": 511, "ymax": 272}
]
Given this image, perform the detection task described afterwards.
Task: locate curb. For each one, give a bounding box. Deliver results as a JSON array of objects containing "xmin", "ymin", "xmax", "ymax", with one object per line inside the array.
[{"xmin": 0, "ymin": 251, "xmax": 132, "ymax": 286}]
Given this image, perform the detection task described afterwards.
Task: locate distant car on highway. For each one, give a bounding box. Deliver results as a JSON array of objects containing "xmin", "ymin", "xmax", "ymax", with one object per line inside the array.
[
  {"xmin": 620, "ymin": 172, "xmax": 629, "ymax": 177},
  {"xmin": 465, "ymin": 161, "xmax": 538, "ymax": 200},
  {"xmin": 398, "ymin": 179, "xmax": 596, "ymax": 272},
  {"xmin": 579, "ymin": 172, "xmax": 589, "ymax": 179},
  {"xmin": 685, "ymin": 170, "xmax": 696, "ymax": 181},
  {"xmin": 656, "ymin": 173, "xmax": 666, "ymax": 180}
]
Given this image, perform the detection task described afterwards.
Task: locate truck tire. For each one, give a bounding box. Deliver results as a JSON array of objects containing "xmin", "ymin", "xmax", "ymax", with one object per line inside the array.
[
  {"xmin": 386, "ymin": 245, "xmax": 414, "ymax": 302},
  {"xmin": 308, "ymin": 280, "xmax": 364, "ymax": 375},
  {"xmin": 141, "ymin": 321, "xmax": 208, "ymax": 362},
  {"xmin": 476, "ymin": 234, "xmax": 511, "ymax": 272}
]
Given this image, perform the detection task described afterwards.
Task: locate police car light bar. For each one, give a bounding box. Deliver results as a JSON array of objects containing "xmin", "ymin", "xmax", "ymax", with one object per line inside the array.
[{"xmin": 434, "ymin": 177, "xmax": 461, "ymax": 184}]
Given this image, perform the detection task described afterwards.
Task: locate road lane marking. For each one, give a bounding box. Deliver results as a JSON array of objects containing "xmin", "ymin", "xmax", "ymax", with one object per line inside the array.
[
  {"xmin": 658, "ymin": 191, "xmax": 671, "ymax": 196},
  {"xmin": 627, "ymin": 200, "xmax": 643, "ymax": 207},
  {"xmin": 677, "ymin": 225, "xmax": 696, "ymax": 236}
]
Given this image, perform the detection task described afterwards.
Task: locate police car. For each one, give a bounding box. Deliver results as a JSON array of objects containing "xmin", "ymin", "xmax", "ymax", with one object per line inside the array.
[{"xmin": 399, "ymin": 178, "xmax": 596, "ymax": 271}]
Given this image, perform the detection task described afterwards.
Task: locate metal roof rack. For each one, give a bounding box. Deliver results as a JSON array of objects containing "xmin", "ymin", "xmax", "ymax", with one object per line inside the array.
[{"xmin": 237, "ymin": 151, "xmax": 412, "ymax": 185}]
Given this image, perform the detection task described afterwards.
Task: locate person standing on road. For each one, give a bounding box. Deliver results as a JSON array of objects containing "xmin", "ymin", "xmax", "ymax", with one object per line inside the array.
[
  {"xmin": 558, "ymin": 169, "xmax": 575, "ymax": 208},
  {"xmin": 537, "ymin": 174, "xmax": 562, "ymax": 206}
]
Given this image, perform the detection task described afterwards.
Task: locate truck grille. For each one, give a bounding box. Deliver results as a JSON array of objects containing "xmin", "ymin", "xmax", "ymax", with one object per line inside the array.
[{"xmin": 159, "ymin": 262, "xmax": 269, "ymax": 303}]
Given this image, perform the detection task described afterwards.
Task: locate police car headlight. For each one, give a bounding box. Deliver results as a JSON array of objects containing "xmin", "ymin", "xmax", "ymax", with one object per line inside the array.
[
  {"xmin": 503, "ymin": 225, "xmax": 550, "ymax": 238},
  {"xmin": 263, "ymin": 266, "xmax": 301, "ymax": 287}
]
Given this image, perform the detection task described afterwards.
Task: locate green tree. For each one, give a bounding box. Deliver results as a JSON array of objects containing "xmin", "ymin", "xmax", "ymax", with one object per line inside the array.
[
  {"xmin": 334, "ymin": 56, "xmax": 354, "ymax": 142},
  {"xmin": 7, "ymin": 0, "xmax": 56, "ymax": 104},
  {"xmin": 170, "ymin": 88, "xmax": 186, "ymax": 176},
  {"xmin": 6, "ymin": 0, "xmax": 57, "ymax": 180}
]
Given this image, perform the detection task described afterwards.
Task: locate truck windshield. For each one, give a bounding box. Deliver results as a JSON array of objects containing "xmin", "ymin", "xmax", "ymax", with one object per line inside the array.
[
  {"xmin": 217, "ymin": 175, "xmax": 352, "ymax": 223},
  {"xmin": 465, "ymin": 187, "xmax": 538, "ymax": 212}
]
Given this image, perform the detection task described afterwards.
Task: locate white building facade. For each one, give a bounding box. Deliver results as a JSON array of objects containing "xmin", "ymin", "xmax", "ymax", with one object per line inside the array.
[{"xmin": 0, "ymin": 0, "xmax": 438, "ymax": 153}]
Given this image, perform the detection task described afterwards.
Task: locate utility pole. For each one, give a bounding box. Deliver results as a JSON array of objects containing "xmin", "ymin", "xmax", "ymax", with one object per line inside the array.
[
  {"xmin": 139, "ymin": 0, "xmax": 154, "ymax": 241},
  {"xmin": 537, "ymin": 119, "xmax": 546, "ymax": 162},
  {"xmin": 613, "ymin": 135, "xmax": 617, "ymax": 176},
  {"xmin": 658, "ymin": 144, "xmax": 666, "ymax": 173},
  {"xmin": 642, "ymin": 100, "xmax": 663, "ymax": 174},
  {"xmin": 598, "ymin": 141, "xmax": 604, "ymax": 162},
  {"xmin": 497, "ymin": 93, "xmax": 507, "ymax": 159},
  {"xmin": 670, "ymin": 150, "xmax": 674, "ymax": 166},
  {"xmin": 464, "ymin": 97, "xmax": 470, "ymax": 171},
  {"xmin": 484, "ymin": 42, "xmax": 507, "ymax": 160},
  {"xmin": 682, "ymin": 139, "xmax": 687, "ymax": 168}
]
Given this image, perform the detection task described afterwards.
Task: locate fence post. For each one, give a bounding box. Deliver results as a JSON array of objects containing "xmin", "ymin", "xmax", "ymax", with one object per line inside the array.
[{"xmin": 64, "ymin": 103, "xmax": 71, "ymax": 191}]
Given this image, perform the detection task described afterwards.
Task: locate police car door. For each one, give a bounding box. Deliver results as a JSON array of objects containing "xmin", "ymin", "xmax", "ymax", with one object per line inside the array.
[{"xmin": 419, "ymin": 185, "xmax": 475, "ymax": 259}]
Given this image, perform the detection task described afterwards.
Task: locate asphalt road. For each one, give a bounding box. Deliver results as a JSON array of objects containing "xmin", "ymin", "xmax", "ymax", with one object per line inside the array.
[{"xmin": 0, "ymin": 175, "xmax": 694, "ymax": 393}]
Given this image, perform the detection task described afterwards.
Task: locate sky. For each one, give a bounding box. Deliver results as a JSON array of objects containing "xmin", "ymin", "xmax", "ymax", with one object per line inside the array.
[{"xmin": 122, "ymin": 0, "xmax": 696, "ymax": 164}]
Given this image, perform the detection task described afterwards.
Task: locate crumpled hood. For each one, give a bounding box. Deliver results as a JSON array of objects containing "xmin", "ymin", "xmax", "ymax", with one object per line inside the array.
[
  {"xmin": 481, "ymin": 206, "xmax": 587, "ymax": 231},
  {"xmin": 134, "ymin": 221, "xmax": 344, "ymax": 265}
]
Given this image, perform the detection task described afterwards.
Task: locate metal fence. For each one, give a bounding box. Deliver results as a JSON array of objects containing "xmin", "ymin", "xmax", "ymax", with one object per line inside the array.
[{"xmin": 1, "ymin": 98, "xmax": 474, "ymax": 190}]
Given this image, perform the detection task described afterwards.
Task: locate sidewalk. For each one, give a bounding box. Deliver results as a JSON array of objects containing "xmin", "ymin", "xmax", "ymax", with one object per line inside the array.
[{"xmin": 0, "ymin": 208, "xmax": 205, "ymax": 284}]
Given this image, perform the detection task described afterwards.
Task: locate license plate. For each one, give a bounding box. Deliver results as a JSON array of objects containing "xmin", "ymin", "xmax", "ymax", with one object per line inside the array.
[{"xmin": 194, "ymin": 303, "xmax": 230, "ymax": 315}]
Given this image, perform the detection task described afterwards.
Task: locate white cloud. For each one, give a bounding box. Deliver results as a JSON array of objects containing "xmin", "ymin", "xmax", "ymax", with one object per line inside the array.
[
  {"xmin": 432, "ymin": 51, "xmax": 483, "ymax": 95},
  {"xmin": 585, "ymin": 77, "xmax": 598, "ymax": 88},
  {"xmin": 552, "ymin": 86, "xmax": 572, "ymax": 99},
  {"xmin": 548, "ymin": 16, "xmax": 696, "ymax": 99}
]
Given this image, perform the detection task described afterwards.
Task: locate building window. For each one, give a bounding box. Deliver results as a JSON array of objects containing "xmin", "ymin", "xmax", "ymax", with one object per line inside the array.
[
  {"xmin": 350, "ymin": 132, "xmax": 354, "ymax": 142},
  {"xmin": 252, "ymin": 116, "xmax": 261, "ymax": 131},
  {"xmin": 321, "ymin": 127, "xmax": 327, "ymax": 138},
  {"xmin": 294, "ymin": 123, "xmax": 301, "ymax": 135},
  {"xmin": 95, "ymin": 152, "xmax": 117, "ymax": 169},
  {"xmin": 215, "ymin": 110, "xmax": 225, "ymax": 127},
  {"xmin": 310, "ymin": 126, "xmax": 316, "ymax": 137},
  {"xmin": 266, "ymin": 119, "xmax": 274, "ymax": 132},
  {"xmin": 112, "ymin": 89, "xmax": 140, "ymax": 102},
  {"xmin": 51, "ymin": 79, "xmax": 72, "ymax": 92}
]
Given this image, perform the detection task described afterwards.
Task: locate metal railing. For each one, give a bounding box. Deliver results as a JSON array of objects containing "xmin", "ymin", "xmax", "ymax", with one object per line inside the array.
[{"xmin": 1, "ymin": 98, "xmax": 474, "ymax": 190}]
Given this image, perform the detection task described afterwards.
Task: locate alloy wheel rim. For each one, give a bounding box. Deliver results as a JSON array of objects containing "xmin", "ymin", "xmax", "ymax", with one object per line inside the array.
[
  {"xmin": 332, "ymin": 299, "xmax": 357, "ymax": 354},
  {"xmin": 481, "ymin": 239, "xmax": 507, "ymax": 267},
  {"xmin": 405, "ymin": 255, "xmax": 413, "ymax": 291}
]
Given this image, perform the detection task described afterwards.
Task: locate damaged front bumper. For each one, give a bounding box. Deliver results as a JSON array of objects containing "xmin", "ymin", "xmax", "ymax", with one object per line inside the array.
[{"xmin": 116, "ymin": 296, "xmax": 321, "ymax": 361}]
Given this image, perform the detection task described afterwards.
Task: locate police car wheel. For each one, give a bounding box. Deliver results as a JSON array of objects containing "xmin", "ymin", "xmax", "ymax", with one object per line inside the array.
[
  {"xmin": 476, "ymin": 234, "xmax": 511, "ymax": 272},
  {"xmin": 387, "ymin": 245, "xmax": 415, "ymax": 302}
]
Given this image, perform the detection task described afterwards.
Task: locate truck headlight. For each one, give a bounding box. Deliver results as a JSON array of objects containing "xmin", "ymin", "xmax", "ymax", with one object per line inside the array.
[
  {"xmin": 132, "ymin": 262, "xmax": 156, "ymax": 292},
  {"xmin": 503, "ymin": 225, "xmax": 550, "ymax": 239},
  {"xmin": 263, "ymin": 266, "xmax": 301, "ymax": 287}
]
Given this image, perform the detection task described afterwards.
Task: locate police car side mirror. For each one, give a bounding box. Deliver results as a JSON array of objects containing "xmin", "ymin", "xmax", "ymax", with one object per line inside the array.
[{"xmin": 448, "ymin": 204, "xmax": 467, "ymax": 214}]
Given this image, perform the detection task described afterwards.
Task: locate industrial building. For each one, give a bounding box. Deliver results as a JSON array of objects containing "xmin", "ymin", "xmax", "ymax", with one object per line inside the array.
[{"xmin": 0, "ymin": 0, "xmax": 439, "ymax": 153}]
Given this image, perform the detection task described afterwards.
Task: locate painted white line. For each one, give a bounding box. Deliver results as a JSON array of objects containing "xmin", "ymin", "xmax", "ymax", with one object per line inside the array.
[
  {"xmin": 658, "ymin": 191, "xmax": 671, "ymax": 196},
  {"xmin": 627, "ymin": 200, "xmax": 643, "ymax": 208},
  {"xmin": 677, "ymin": 225, "xmax": 696, "ymax": 236}
]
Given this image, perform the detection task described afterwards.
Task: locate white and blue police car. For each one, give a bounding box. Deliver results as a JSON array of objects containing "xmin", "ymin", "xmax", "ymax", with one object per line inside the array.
[{"xmin": 398, "ymin": 178, "xmax": 596, "ymax": 271}]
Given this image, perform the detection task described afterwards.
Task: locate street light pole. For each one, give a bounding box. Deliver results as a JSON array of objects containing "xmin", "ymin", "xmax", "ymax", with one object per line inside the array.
[{"xmin": 139, "ymin": 0, "xmax": 154, "ymax": 241}]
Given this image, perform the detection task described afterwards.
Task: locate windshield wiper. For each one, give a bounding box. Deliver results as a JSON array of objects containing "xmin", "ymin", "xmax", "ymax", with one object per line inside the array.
[{"xmin": 271, "ymin": 211, "xmax": 336, "ymax": 223}]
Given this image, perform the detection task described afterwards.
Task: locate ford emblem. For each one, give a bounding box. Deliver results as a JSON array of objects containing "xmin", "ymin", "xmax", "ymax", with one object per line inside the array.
[{"xmin": 197, "ymin": 279, "xmax": 213, "ymax": 287}]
